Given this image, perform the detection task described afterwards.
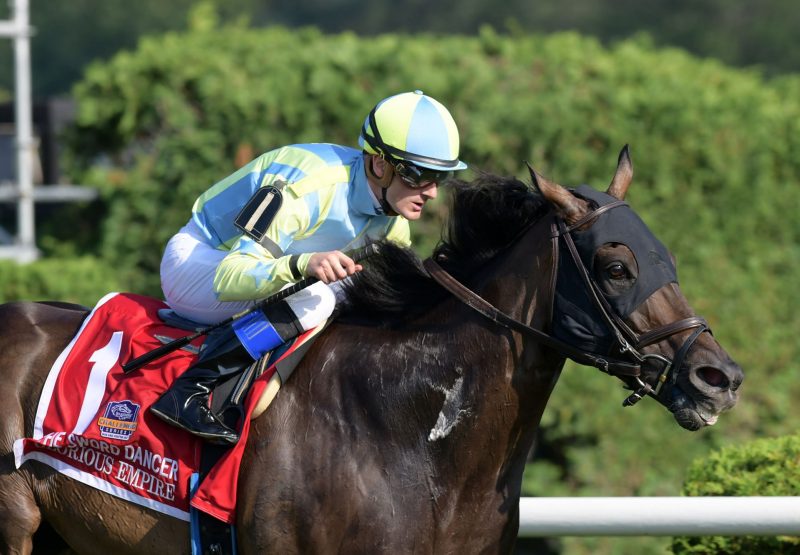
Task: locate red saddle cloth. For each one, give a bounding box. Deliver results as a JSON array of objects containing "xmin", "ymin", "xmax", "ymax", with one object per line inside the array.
[{"xmin": 13, "ymin": 292, "xmax": 301, "ymax": 524}]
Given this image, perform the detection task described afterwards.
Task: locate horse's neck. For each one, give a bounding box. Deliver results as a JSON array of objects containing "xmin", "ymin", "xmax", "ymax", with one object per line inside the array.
[
  {"xmin": 258, "ymin": 216, "xmax": 562, "ymax": 509},
  {"xmin": 349, "ymin": 216, "xmax": 561, "ymax": 501},
  {"xmin": 425, "ymin": 216, "xmax": 561, "ymax": 488}
]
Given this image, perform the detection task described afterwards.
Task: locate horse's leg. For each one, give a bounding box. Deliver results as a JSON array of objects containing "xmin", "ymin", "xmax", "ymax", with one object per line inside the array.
[
  {"xmin": 0, "ymin": 303, "xmax": 84, "ymax": 555},
  {"xmin": 0, "ymin": 406, "xmax": 43, "ymax": 555},
  {"xmin": 0, "ymin": 471, "xmax": 41, "ymax": 555}
]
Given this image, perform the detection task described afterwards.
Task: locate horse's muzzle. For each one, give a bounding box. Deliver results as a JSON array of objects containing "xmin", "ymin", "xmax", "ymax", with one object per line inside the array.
[{"xmin": 670, "ymin": 357, "xmax": 744, "ymax": 430}]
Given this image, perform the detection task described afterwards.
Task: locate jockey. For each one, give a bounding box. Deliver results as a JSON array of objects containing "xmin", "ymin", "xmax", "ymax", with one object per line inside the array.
[{"xmin": 150, "ymin": 90, "xmax": 469, "ymax": 444}]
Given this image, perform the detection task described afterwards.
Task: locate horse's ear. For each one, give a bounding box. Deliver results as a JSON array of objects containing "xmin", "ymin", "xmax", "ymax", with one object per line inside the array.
[
  {"xmin": 526, "ymin": 161, "xmax": 542, "ymax": 195},
  {"xmin": 527, "ymin": 162, "xmax": 587, "ymax": 223},
  {"xmin": 607, "ymin": 145, "xmax": 633, "ymax": 200}
]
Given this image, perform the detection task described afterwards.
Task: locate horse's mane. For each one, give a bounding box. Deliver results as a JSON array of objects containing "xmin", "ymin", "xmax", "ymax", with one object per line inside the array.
[{"xmin": 339, "ymin": 172, "xmax": 548, "ymax": 325}]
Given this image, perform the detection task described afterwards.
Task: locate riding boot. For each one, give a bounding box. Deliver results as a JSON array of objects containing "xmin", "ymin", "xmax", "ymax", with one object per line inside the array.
[
  {"xmin": 150, "ymin": 298, "xmax": 305, "ymax": 444},
  {"xmin": 149, "ymin": 360, "xmax": 242, "ymax": 445}
]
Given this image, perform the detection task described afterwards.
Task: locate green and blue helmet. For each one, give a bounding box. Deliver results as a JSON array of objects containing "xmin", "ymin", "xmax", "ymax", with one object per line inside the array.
[{"xmin": 359, "ymin": 90, "xmax": 468, "ymax": 176}]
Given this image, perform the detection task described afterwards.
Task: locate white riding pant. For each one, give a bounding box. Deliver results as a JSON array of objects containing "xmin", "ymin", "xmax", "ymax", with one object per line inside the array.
[{"xmin": 160, "ymin": 220, "xmax": 339, "ymax": 329}]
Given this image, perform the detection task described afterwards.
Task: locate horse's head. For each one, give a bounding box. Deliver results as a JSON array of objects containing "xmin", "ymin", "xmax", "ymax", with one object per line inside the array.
[{"xmin": 529, "ymin": 146, "xmax": 743, "ymax": 430}]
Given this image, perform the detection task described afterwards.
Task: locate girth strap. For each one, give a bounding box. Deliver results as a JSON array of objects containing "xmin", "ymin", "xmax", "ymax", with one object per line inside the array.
[{"xmin": 423, "ymin": 258, "xmax": 642, "ymax": 377}]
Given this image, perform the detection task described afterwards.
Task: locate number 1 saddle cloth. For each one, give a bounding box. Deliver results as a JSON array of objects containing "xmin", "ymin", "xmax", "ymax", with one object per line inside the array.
[{"xmin": 14, "ymin": 292, "xmax": 321, "ymax": 524}]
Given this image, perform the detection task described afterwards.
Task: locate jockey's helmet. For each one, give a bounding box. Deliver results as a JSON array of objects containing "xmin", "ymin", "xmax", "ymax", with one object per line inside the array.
[{"xmin": 359, "ymin": 90, "xmax": 468, "ymax": 179}]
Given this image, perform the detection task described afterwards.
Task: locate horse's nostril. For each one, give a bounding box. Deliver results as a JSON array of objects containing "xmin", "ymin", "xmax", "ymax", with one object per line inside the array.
[{"xmin": 697, "ymin": 367, "xmax": 729, "ymax": 389}]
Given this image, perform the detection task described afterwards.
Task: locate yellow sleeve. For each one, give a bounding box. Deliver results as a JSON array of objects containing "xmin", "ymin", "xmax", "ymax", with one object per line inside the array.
[
  {"xmin": 386, "ymin": 217, "xmax": 412, "ymax": 247},
  {"xmin": 212, "ymin": 190, "xmax": 312, "ymax": 301}
]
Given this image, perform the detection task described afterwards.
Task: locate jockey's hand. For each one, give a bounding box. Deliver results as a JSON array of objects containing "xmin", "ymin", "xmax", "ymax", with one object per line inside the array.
[{"xmin": 306, "ymin": 251, "xmax": 363, "ymax": 283}]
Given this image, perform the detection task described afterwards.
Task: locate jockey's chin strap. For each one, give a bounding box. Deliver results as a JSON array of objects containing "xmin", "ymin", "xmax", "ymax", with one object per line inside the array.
[
  {"xmin": 423, "ymin": 209, "xmax": 710, "ymax": 407},
  {"xmin": 366, "ymin": 154, "xmax": 399, "ymax": 216},
  {"xmin": 379, "ymin": 186, "xmax": 398, "ymax": 217}
]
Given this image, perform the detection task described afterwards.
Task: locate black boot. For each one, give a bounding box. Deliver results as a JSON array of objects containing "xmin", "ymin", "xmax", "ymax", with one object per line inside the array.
[
  {"xmin": 151, "ymin": 300, "xmax": 303, "ymax": 444},
  {"xmin": 150, "ymin": 363, "xmax": 240, "ymax": 445}
]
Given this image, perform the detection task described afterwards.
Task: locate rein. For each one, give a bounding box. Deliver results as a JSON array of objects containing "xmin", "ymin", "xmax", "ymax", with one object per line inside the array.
[
  {"xmin": 423, "ymin": 258, "xmax": 640, "ymax": 377},
  {"xmin": 423, "ymin": 207, "xmax": 710, "ymax": 407}
]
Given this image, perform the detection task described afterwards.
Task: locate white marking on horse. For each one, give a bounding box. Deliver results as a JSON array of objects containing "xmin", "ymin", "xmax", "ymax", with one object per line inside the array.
[{"xmin": 428, "ymin": 376, "xmax": 468, "ymax": 442}]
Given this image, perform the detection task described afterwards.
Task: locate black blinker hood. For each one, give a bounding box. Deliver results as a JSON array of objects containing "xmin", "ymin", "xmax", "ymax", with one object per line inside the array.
[{"xmin": 552, "ymin": 185, "xmax": 678, "ymax": 354}]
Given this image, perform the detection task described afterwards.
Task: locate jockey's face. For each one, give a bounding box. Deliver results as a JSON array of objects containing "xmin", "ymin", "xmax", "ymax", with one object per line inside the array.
[
  {"xmin": 367, "ymin": 155, "xmax": 439, "ymax": 220},
  {"xmin": 385, "ymin": 173, "xmax": 438, "ymax": 220}
]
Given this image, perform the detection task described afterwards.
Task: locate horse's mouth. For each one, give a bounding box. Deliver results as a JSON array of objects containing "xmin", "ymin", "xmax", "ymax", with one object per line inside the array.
[{"xmin": 669, "ymin": 387, "xmax": 719, "ymax": 431}]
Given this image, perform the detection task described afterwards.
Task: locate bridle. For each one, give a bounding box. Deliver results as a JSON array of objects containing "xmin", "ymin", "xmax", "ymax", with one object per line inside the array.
[{"xmin": 423, "ymin": 203, "xmax": 710, "ymax": 407}]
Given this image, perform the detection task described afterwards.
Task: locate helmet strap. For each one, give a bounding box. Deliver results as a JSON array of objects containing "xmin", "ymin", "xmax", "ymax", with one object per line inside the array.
[
  {"xmin": 380, "ymin": 185, "xmax": 398, "ymax": 217},
  {"xmin": 367, "ymin": 155, "xmax": 398, "ymax": 216}
]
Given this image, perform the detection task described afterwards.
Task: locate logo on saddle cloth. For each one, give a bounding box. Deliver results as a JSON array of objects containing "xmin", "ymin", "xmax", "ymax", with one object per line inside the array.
[{"xmin": 97, "ymin": 400, "xmax": 140, "ymax": 441}]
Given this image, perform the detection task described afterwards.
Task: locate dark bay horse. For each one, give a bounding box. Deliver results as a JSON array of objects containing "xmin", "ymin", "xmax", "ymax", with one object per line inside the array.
[{"xmin": 0, "ymin": 147, "xmax": 743, "ymax": 554}]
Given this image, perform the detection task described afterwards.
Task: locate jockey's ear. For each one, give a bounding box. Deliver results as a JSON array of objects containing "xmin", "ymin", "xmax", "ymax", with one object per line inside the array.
[
  {"xmin": 527, "ymin": 162, "xmax": 588, "ymax": 225},
  {"xmin": 370, "ymin": 155, "xmax": 387, "ymax": 178},
  {"xmin": 367, "ymin": 155, "xmax": 394, "ymax": 190}
]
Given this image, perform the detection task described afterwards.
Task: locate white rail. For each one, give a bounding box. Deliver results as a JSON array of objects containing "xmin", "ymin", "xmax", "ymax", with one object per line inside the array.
[{"xmin": 519, "ymin": 497, "xmax": 800, "ymax": 536}]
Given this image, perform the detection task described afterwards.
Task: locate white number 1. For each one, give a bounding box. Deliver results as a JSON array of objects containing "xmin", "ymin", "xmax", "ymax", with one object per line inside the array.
[{"xmin": 70, "ymin": 331, "xmax": 123, "ymax": 436}]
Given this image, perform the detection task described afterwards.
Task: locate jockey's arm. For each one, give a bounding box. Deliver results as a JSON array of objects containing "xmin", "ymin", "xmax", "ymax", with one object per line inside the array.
[
  {"xmin": 214, "ymin": 195, "xmax": 411, "ymax": 301},
  {"xmin": 213, "ymin": 191, "xmax": 312, "ymax": 302},
  {"xmin": 383, "ymin": 215, "xmax": 412, "ymax": 247},
  {"xmin": 213, "ymin": 237, "xmax": 305, "ymax": 301},
  {"xmin": 302, "ymin": 219, "xmax": 410, "ymax": 283}
]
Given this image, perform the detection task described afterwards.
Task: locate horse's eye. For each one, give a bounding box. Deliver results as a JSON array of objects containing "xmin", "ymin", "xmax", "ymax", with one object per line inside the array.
[{"xmin": 606, "ymin": 262, "xmax": 627, "ymax": 280}]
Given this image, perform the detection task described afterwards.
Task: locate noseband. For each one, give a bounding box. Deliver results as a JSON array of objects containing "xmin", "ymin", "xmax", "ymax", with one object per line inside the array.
[{"xmin": 423, "ymin": 203, "xmax": 710, "ymax": 407}]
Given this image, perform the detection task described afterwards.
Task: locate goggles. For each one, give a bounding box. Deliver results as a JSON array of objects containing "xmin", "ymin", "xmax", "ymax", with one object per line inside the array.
[{"xmin": 392, "ymin": 161, "xmax": 452, "ymax": 188}]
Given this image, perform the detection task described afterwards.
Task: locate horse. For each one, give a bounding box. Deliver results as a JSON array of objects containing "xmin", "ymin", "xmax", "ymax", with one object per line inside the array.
[{"xmin": 0, "ymin": 147, "xmax": 743, "ymax": 554}]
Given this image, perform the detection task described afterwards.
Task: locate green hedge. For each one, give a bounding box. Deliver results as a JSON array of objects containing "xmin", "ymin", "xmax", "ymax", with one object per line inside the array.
[
  {"xmin": 0, "ymin": 257, "xmax": 125, "ymax": 307},
  {"xmin": 672, "ymin": 435, "xmax": 800, "ymax": 554}
]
